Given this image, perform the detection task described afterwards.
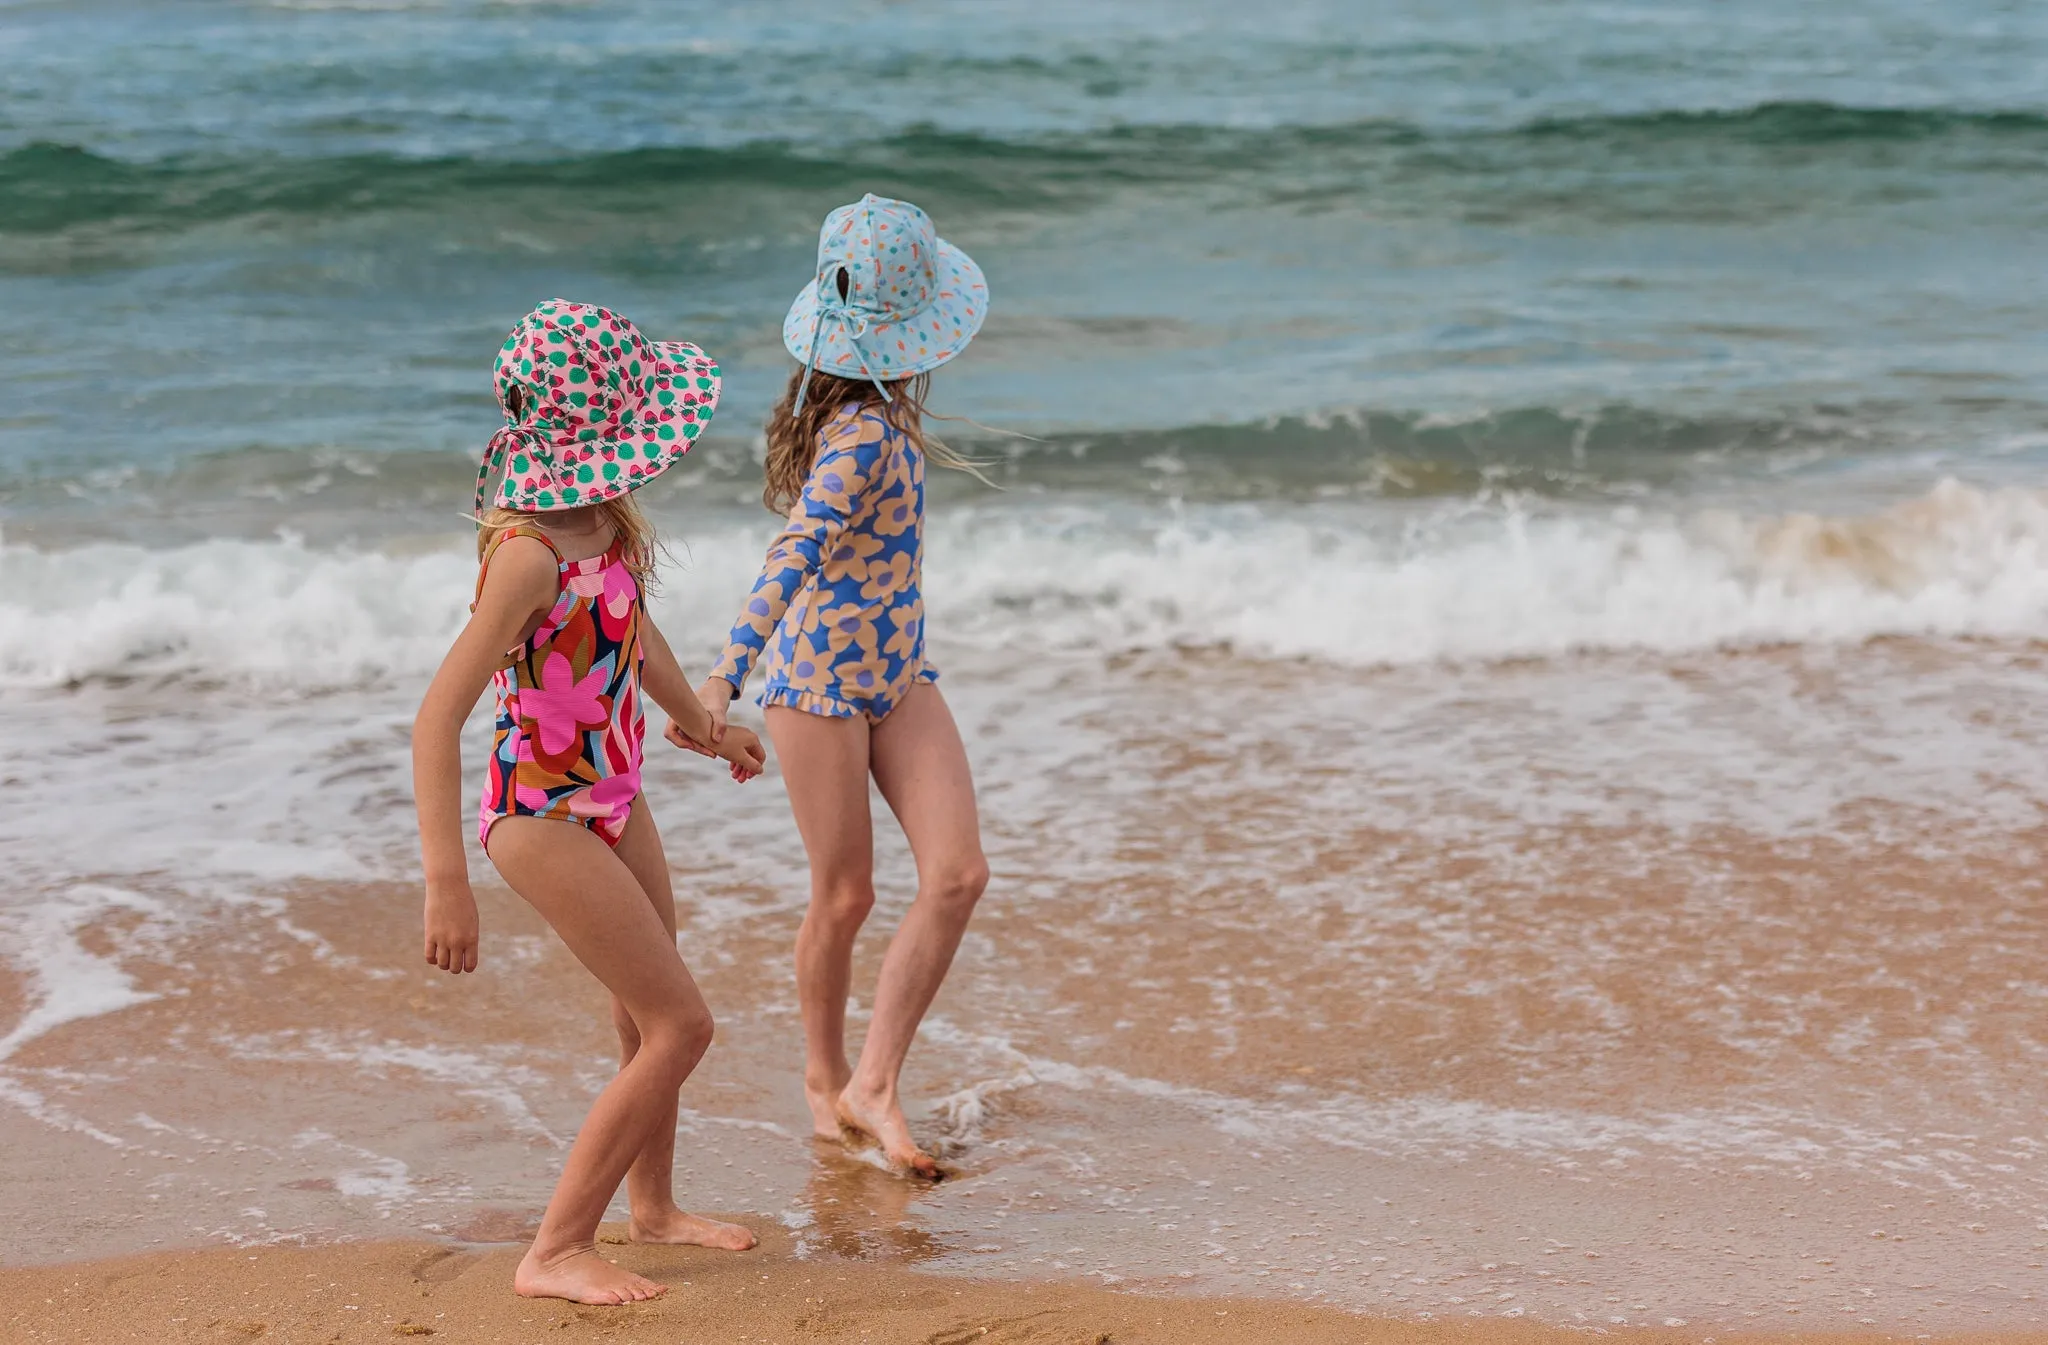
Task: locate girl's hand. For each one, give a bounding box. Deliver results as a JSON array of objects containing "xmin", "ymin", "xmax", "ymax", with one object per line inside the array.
[
  {"xmin": 423, "ymin": 878, "xmax": 480, "ymax": 974},
  {"xmin": 715, "ymin": 725, "xmax": 768, "ymax": 782},
  {"xmin": 663, "ymin": 716, "xmax": 718, "ymax": 758},
  {"xmin": 695, "ymin": 678, "xmax": 734, "ymax": 745}
]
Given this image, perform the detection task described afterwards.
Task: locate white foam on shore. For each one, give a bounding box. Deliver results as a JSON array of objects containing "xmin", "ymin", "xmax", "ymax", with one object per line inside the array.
[
  {"xmin": 292, "ymin": 1130, "xmax": 419, "ymax": 1212},
  {"xmin": 0, "ymin": 885, "xmax": 172, "ymax": 1146},
  {"xmin": 918, "ymin": 1020, "xmax": 2048, "ymax": 1208},
  {"xmin": 0, "ymin": 884, "xmax": 167, "ymax": 1064},
  {"xmin": 3, "ymin": 479, "xmax": 2047, "ymax": 689},
  {"xmin": 930, "ymin": 478, "xmax": 2048, "ymax": 666},
  {"xmin": 225, "ymin": 1030, "xmax": 565, "ymax": 1146}
]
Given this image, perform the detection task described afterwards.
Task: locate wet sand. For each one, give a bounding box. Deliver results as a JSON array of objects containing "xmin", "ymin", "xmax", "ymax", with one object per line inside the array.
[
  {"xmin": 10, "ymin": 1233, "xmax": 2040, "ymax": 1345},
  {"xmin": 4, "ymin": 642, "xmax": 2048, "ymax": 1331}
]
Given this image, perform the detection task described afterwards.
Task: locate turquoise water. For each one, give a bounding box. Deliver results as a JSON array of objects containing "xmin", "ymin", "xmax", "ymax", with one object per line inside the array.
[{"xmin": 5, "ymin": 0, "xmax": 2047, "ymax": 528}]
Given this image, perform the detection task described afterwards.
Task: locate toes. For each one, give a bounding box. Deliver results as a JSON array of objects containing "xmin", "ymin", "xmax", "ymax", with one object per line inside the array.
[{"xmin": 896, "ymin": 1145, "xmax": 942, "ymax": 1178}]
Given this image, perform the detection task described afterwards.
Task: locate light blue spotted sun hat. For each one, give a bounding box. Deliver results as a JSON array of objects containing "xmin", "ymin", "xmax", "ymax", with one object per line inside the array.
[{"xmin": 784, "ymin": 193, "xmax": 988, "ymax": 412}]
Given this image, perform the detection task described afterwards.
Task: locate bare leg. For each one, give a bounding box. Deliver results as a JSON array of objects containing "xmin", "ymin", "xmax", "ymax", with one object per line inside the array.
[
  {"xmin": 486, "ymin": 810, "xmax": 712, "ymax": 1305},
  {"xmin": 765, "ymin": 706, "xmax": 878, "ymax": 1138},
  {"xmin": 603, "ymin": 801, "xmax": 756, "ymax": 1251},
  {"xmin": 841, "ymin": 685, "xmax": 990, "ymax": 1177}
]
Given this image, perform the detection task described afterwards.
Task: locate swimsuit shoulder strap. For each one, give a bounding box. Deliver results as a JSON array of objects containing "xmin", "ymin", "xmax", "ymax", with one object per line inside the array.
[{"xmin": 472, "ymin": 524, "xmax": 565, "ymax": 612}]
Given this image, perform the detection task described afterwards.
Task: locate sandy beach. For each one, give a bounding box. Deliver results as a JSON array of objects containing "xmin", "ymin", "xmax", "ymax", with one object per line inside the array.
[
  {"xmin": 15, "ymin": 1232, "xmax": 2041, "ymax": 1345},
  {"xmin": 5, "ymin": 643, "xmax": 2048, "ymax": 1333},
  {"xmin": 0, "ymin": 1233, "xmax": 1572, "ymax": 1344}
]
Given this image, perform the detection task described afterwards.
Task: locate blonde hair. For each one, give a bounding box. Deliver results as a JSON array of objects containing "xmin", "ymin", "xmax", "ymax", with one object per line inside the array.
[
  {"xmin": 761, "ymin": 368, "xmax": 990, "ymax": 515},
  {"xmin": 476, "ymin": 492, "xmax": 662, "ymax": 588}
]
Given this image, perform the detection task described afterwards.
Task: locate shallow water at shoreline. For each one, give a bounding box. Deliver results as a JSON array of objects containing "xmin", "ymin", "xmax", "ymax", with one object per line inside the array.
[{"xmin": 3, "ymin": 639, "xmax": 2045, "ymax": 1329}]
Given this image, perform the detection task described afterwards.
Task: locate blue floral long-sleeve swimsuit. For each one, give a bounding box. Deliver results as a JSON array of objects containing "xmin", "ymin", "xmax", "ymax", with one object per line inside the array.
[{"xmin": 713, "ymin": 404, "xmax": 935, "ymax": 721}]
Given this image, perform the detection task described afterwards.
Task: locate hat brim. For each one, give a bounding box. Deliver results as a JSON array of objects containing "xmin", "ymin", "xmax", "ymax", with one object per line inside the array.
[
  {"xmin": 491, "ymin": 340, "xmax": 721, "ymax": 513},
  {"xmin": 781, "ymin": 240, "xmax": 987, "ymax": 381}
]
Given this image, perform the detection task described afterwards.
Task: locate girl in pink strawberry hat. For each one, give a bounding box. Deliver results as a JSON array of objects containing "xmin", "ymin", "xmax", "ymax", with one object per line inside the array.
[{"xmin": 412, "ymin": 300, "xmax": 766, "ymax": 1305}]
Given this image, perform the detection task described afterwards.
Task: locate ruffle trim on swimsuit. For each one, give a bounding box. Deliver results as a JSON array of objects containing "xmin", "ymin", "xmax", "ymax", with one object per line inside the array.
[
  {"xmin": 756, "ymin": 662, "xmax": 939, "ymax": 725},
  {"xmin": 759, "ymin": 687, "xmax": 862, "ymax": 720}
]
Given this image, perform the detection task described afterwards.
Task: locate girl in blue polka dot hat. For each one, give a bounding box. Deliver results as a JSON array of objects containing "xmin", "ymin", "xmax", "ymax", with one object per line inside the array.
[{"xmin": 675, "ymin": 194, "xmax": 992, "ymax": 1177}]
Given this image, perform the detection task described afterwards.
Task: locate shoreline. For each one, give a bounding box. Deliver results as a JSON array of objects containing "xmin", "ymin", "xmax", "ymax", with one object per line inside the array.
[
  {"xmin": 5, "ymin": 645, "xmax": 2048, "ymax": 1328},
  {"xmin": 0, "ymin": 1226, "xmax": 1522, "ymax": 1344},
  {"xmin": 10, "ymin": 1227, "xmax": 2031, "ymax": 1345}
]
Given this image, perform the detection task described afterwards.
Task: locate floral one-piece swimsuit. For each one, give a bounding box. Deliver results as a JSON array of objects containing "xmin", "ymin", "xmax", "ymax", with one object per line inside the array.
[{"xmin": 476, "ymin": 526, "xmax": 645, "ymax": 848}]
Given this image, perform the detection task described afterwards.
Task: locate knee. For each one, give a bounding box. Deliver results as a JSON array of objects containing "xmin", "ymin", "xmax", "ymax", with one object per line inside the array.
[
  {"xmin": 676, "ymin": 1006, "xmax": 715, "ymax": 1066},
  {"xmin": 642, "ymin": 1002, "xmax": 714, "ymax": 1084},
  {"xmin": 926, "ymin": 855, "xmax": 989, "ymax": 912},
  {"xmin": 807, "ymin": 876, "xmax": 876, "ymax": 932}
]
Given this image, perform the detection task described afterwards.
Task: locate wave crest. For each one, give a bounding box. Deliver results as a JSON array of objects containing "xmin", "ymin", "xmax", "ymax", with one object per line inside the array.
[
  {"xmin": 938, "ymin": 479, "xmax": 2048, "ymax": 666},
  {"xmin": 3, "ymin": 481, "xmax": 2044, "ymax": 690}
]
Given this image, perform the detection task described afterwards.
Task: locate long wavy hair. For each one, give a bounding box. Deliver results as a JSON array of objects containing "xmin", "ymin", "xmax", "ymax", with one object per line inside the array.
[{"xmin": 761, "ymin": 367, "xmax": 988, "ymax": 515}]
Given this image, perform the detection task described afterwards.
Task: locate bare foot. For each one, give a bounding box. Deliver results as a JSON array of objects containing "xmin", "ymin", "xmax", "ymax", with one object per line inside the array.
[
  {"xmin": 514, "ymin": 1245, "xmax": 667, "ymax": 1305},
  {"xmin": 805, "ymin": 1073, "xmax": 848, "ymax": 1141},
  {"xmin": 836, "ymin": 1085, "xmax": 941, "ymax": 1179},
  {"xmin": 628, "ymin": 1209, "xmax": 758, "ymax": 1251}
]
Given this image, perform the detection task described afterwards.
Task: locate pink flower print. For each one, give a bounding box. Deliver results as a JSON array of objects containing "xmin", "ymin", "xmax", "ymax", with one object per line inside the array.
[
  {"xmin": 596, "ymin": 562, "xmax": 638, "ymax": 641},
  {"xmin": 569, "ymin": 770, "xmax": 639, "ymax": 822},
  {"xmin": 523, "ymin": 650, "xmax": 611, "ymax": 757},
  {"xmin": 514, "ymin": 780, "xmax": 554, "ymax": 812},
  {"xmin": 602, "ymin": 561, "xmax": 637, "ymax": 618}
]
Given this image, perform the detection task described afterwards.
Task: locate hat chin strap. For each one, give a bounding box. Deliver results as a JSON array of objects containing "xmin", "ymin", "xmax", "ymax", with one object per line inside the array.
[
  {"xmin": 793, "ymin": 274, "xmax": 896, "ymax": 416},
  {"xmin": 474, "ymin": 423, "xmax": 561, "ymax": 517}
]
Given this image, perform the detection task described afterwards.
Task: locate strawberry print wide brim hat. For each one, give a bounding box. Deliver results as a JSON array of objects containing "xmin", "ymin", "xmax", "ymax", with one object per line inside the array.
[
  {"xmin": 476, "ymin": 299, "xmax": 721, "ymax": 514},
  {"xmin": 783, "ymin": 194, "xmax": 986, "ymax": 410}
]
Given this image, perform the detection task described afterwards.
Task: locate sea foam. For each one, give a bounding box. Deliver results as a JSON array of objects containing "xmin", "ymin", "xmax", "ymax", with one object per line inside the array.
[{"xmin": 2, "ymin": 479, "xmax": 2045, "ymax": 691}]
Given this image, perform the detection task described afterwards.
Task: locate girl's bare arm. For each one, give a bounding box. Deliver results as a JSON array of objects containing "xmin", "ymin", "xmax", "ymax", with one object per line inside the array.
[
  {"xmin": 411, "ymin": 537, "xmax": 558, "ymax": 974},
  {"xmin": 639, "ymin": 615, "xmax": 718, "ymax": 745},
  {"xmin": 641, "ymin": 615, "xmax": 766, "ymax": 780}
]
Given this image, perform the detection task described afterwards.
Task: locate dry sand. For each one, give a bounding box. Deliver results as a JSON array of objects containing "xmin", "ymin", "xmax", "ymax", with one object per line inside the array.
[{"xmin": 5, "ymin": 1228, "xmax": 2045, "ymax": 1345}]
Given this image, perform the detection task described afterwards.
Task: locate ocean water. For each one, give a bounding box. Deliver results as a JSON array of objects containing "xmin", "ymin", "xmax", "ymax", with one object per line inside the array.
[{"xmin": 3, "ymin": 0, "xmax": 2048, "ymax": 1330}]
